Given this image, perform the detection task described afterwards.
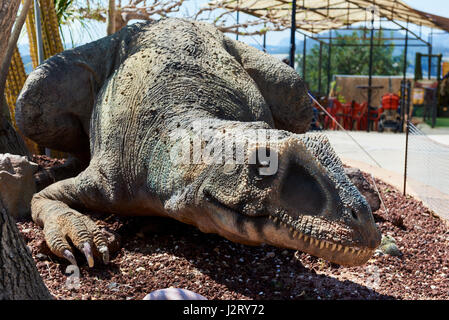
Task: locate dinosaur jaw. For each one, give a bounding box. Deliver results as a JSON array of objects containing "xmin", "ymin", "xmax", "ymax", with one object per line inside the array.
[
  {"xmin": 266, "ymin": 214, "xmax": 376, "ymax": 266},
  {"xmin": 202, "ymin": 197, "xmax": 379, "ymax": 266}
]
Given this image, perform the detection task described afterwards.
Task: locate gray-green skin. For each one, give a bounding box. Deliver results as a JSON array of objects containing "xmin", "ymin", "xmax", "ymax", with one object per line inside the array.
[{"xmin": 16, "ymin": 18, "xmax": 381, "ymax": 267}]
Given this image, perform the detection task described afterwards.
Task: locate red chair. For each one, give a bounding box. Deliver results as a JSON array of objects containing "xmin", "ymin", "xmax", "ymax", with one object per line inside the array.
[
  {"xmin": 351, "ymin": 102, "xmax": 368, "ymax": 130},
  {"xmin": 368, "ymin": 107, "xmax": 384, "ymax": 131},
  {"xmin": 326, "ymin": 98, "xmax": 352, "ymax": 130},
  {"xmin": 323, "ymin": 100, "xmax": 336, "ymax": 129}
]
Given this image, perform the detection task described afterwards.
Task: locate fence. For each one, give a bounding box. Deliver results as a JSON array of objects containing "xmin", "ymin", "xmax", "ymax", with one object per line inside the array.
[
  {"xmin": 311, "ymin": 92, "xmax": 449, "ymax": 218},
  {"xmin": 405, "ymin": 122, "xmax": 449, "ymax": 217}
]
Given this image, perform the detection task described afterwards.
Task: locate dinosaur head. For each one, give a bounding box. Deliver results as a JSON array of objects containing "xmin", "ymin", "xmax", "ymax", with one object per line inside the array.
[{"xmin": 185, "ymin": 131, "xmax": 381, "ymax": 267}]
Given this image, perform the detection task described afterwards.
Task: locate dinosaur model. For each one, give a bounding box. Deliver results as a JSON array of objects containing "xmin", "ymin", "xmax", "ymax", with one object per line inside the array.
[{"xmin": 16, "ymin": 18, "xmax": 381, "ymax": 268}]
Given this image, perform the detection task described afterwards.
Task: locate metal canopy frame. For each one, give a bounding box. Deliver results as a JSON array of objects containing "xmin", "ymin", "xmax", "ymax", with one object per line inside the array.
[
  {"xmin": 216, "ymin": 0, "xmax": 449, "ymax": 131},
  {"xmin": 293, "ymin": 17, "xmax": 432, "ymax": 98},
  {"xmin": 219, "ymin": 0, "xmax": 449, "ymax": 34}
]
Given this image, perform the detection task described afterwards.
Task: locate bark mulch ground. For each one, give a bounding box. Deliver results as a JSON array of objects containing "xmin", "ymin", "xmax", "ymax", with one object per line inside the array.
[{"xmin": 17, "ymin": 159, "xmax": 449, "ymax": 300}]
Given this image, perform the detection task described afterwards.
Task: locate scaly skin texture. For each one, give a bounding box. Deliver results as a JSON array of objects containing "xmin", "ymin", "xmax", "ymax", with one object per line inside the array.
[{"xmin": 16, "ymin": 18, "xmax": 381, "ymax": 267}]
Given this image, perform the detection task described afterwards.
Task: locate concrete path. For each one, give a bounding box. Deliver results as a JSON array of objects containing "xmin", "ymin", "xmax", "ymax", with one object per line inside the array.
[
  {"xmin": 323, "ymin": 129, "xmax": 449, "ymax": 220},
  {"xmin": 416, "ymin": 123, "xmax": 449, "ymax": 146}
]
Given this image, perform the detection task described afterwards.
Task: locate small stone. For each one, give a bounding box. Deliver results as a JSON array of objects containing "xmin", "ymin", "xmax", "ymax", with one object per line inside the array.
[
  {"xmin": 136, "ymin": 267, "xmax": 145, "ymax": 272},
  {"xmin": 390, "ymin": 214, "xmax": 406, "ymax": 229},
  {"xmin": 108, "ymin": 282, "xmax": 118, "ymax": 290},
  {"xmin": 374, "ymin": 249, "xmax": 384, "ymax": 257},
  {"xmin": 35, "ymin": 253, "xmax": 48, "ymax": 261},
  {"xmin": 266, "ymin": 252, "xmax": 275, "ymax": 259}
]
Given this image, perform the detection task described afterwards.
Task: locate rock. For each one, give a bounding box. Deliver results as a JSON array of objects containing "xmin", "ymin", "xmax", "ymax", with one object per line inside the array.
[
  {"xmin": 35, "ymin": 253, "xmax": 49, "ymax": 261},
  {"xmin": 379, "ymin": 235, "xmax": 402, "ymax": 256},
  {"xmin": 143, "ymin": 288, "xmax": 207, "ymax": 300},
  {"xmin": 390, "ymin": 214, "xmax": 406, "ymax": 229},
  {"xmin": 108, "ymin": 282, "xmax": 119, "ymax": 291},
  {"xmin": 0, "ymin": 154, "xmax": 38, "ymax": 219},
  {"xmin": 344, "ymin": 167, "xmax": 380, "ymax": 212}
]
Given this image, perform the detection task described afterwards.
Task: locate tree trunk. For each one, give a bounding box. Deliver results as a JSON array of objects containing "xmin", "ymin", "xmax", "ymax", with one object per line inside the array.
[
  {"xmin": 0, "ymin": 0, "xmax": 20, "ymax": 122},
  {"xmin": 0, "ymin": 0, "xmax": 30, "ymax": 157},
  {"xmin": 0, "ymin": 200, "xmax": 53, "ymax": 300},
  {"xmin": 0, "ymin": 106, "xmax": 30, "ymax": 156},
  {"xmin": 106, "ymin": 0, "xmax": 116, "ymax": 35},
  {"xmin": 0, "ymin": 1, "xmax": 21, "ymax": 60},
  {"xmin": 0, "ymin": 0, "xmax": 51, "ymax": 300}
]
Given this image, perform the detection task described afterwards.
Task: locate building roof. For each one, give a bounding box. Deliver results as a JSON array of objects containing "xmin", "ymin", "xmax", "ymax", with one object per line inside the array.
[{"xmin": 217, "ymin": 0, "xmax": 449, "ymax": 33}]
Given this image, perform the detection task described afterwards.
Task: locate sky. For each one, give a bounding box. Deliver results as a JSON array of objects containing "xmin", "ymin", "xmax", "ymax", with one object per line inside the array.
[
  {"xmin": 18, "ymin": 0, "xmax": 449, "ymax": 49},
  {"xmin": 406, "ymin": 0, "xmax": 449, "ymax": 16}
]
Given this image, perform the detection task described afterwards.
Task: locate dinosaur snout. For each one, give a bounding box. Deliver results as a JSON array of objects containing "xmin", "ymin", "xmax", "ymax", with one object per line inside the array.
[{"xmin": 345, "ymin": 203, "xmax": 382, "ymax": 249}]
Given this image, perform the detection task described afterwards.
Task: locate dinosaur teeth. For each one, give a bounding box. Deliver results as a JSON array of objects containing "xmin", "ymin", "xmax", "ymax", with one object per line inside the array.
[{"xmin": 292, "ymin": 233, "xmax": 372, "ymax": 258}]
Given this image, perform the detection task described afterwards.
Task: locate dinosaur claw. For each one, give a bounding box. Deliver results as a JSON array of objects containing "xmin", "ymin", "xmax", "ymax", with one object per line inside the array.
[
  {"xmin": 99, "ymin": 245, "xmax": 110, "ymax": 265},
  {"xmin": 82, "ymin": 242, "xmax": 94, "ymax": 268},
  {"xmin": 63, "ymin": 250, "xmax": 77, "ymax": 266}
]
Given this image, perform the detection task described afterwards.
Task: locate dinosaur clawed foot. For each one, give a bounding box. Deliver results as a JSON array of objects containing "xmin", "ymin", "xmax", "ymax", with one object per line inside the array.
[{"xmin": 43, "ymin": 210, "xmax": 110, "ymax": 267}]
